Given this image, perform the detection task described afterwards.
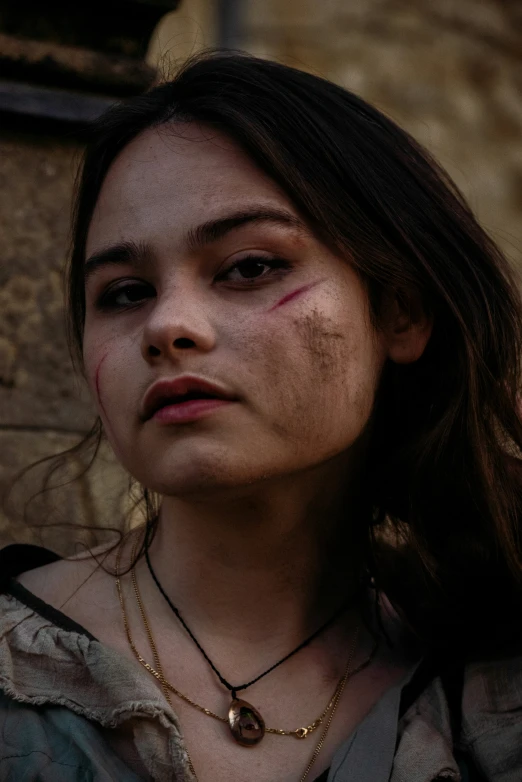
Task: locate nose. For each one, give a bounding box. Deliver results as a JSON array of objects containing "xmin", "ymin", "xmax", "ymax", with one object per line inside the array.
[{"xmin": 140, "ymin": 285, "xmax": 216, "ymax": 362}]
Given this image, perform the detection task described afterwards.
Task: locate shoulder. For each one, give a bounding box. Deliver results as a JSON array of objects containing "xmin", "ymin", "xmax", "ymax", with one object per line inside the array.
[
  {"xmin": 16, "ymin": 555, "xmax": 98, "ymax": 606},
  {"xmin": 462, "ymin": 652, "xmax": 522, "ymax": 778},
  {"xmin": 394, "ymin": 651, "xmax": 522, "ymax": 781},
  {"xmin": 16, "ymin": 538, "xmax": 121, "ymax": 611},
  {"xmin": 1, "ymin": 538, "xmax": 127, "ymax": 647},
  {"xmin": 13, "ymin": 539, "xmax": 118, "ymax": 601}
]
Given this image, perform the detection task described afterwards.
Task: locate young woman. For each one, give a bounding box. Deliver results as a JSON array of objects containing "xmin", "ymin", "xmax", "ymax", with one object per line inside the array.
[{"xmin": 1, "ymin": 51, "xmax": 521, "ymax": 782}]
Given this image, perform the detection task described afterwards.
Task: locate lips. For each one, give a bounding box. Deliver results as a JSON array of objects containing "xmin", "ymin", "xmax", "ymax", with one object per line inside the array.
[{"xmin": 141, "ymin": 375, "xmax": 237, "ymax": 421}]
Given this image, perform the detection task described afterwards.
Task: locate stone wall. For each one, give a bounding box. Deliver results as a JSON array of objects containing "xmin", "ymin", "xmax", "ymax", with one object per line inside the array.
[{"xmin": 0, "ymin": 130, "xmax": 129, "ymax": 552}]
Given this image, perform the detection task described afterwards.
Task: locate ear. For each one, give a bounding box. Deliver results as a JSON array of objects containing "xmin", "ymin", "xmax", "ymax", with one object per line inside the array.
[{"xmin": 381, "ymin": 289, "xmax": 433, "ymax": 364}]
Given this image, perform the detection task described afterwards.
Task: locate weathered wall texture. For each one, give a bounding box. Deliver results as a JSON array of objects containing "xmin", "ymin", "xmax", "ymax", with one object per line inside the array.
[
  {"xmin": 0, "ymin": 132, "xmax": 129, "ymax": 551},
  {"xmin": 0, "ymin": 134, "xmax": 82, "ymax": 424},
  {"xmin": 241, "ymin": 0, "xmax": 522, "ymax": 267}
]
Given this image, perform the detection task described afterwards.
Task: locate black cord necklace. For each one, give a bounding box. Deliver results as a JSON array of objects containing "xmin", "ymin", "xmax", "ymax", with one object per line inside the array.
[{"xmin": 145, "ymin": 546, "xmax": 362, "ymax": 745}]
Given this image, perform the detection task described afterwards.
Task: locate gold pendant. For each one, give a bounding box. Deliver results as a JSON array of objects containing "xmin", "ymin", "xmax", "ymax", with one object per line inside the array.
[{"xmin": 228, "ymin": 698, "xmax": 265, "ymax": 746}]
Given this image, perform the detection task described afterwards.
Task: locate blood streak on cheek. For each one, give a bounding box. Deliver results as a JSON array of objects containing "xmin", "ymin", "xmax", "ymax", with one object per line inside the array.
[
  {"xmin": 268, "ymin": 281, "xmax": 320, "ymax": 312},
  {"xmin": 94, "ymin": 353, "xmax": 109, "ymax": 416},
  {"xmin": 94, "ymin": 352, "xmax": 120, "ymax": 451}
]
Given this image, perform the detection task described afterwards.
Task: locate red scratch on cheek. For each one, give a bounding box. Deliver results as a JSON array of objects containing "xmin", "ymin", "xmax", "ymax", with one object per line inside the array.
[
  {"xmin": 94, "ymin": 352, "xmax": 122, "ymax": 455},
  {"xmin": 94, "ymin": 353, "xmax": 109, "ymax": 414},
  {"xmin": 268, "ymin": 281, "xmax": 320, "ymax": 312}
]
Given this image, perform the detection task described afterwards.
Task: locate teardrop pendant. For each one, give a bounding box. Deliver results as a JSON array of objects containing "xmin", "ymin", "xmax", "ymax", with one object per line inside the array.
[{"xmin": 228, "ymin": 698, "xmax": 266, "ymax": 746}]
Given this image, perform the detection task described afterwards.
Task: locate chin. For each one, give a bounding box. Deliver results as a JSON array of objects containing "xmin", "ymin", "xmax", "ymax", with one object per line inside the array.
[{"xmin": 130, "ymin": 449, "xmax": 262, "ymax": 497}]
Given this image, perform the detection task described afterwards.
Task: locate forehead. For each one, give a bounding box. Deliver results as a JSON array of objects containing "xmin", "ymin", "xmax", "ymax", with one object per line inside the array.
[{"xmin": 86, "ymin": 123, "xmax": 294, "ymax": 257}]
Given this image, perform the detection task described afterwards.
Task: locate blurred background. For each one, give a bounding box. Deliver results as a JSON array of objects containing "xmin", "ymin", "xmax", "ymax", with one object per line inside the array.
[{"xmin": 1, "ymin": 0, "xmax": 522, "ymax": 552}]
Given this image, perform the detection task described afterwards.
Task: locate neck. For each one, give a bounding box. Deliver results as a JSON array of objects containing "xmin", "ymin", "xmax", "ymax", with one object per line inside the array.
[{"xmin": 139, "ymin": 453, "xmax": 369, "ymax": 649}]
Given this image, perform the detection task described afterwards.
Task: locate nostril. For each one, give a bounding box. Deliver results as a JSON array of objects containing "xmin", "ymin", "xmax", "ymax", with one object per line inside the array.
[{"xmin": 173, "ymin": 338, "xmax": 196, "ymax": 349}]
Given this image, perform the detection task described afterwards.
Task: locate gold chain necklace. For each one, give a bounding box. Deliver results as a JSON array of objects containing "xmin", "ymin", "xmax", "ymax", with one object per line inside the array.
[
  {"xmin": 115, "ymin": 538, "xmax": 376, "ymax": 781},
  {"xmin": 120, "ymin": 552, "xmax": 360, "ymax": 740}
]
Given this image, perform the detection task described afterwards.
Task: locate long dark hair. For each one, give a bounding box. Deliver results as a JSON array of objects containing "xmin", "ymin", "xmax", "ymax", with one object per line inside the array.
[{"xmin": 8, "ymin": 50, "xmax": 522, "ymax": 655}]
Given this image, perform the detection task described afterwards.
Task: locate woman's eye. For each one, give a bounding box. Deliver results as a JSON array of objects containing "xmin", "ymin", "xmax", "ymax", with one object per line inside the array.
[
  {"xmin": 218, "ymin": 256, "xmax": 291, "ymax": 283},
  {"xmin": 96, "ymin": 283, "xmax": 153, "ymax": 310}
]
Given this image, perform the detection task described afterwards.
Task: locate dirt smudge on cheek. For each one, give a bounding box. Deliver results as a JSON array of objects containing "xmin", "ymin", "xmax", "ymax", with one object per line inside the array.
[
  {"xmin": 277, "ymin": 309, "xmax": 353, "ymax": 444},
  {"xmin": 232, "ymin": 307, "xmax": 352, "ymax": 447},
  {"xmin": 295, "ymin": 309, "xmax": 348, "ymax": 383},
  {"xmin": 295, "ymin": 309, "xmax": 381, "ymax": 443}
]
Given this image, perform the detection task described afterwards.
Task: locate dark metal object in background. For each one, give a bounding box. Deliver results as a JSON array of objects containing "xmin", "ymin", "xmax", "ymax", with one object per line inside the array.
[
  {"xmin": 0, "ymin": 80, "xmax": 115, "ymax": 124},
  {"xmin": 217, "ymin": 0, "xmax": 244, "ymax": 50},
  {"xmin": 0, "ymin": 0, "xmax": 182, "ymax": 128},
  {"xmin": 0, "ymin": 0, "xmax": 181, "ymax": 59}
]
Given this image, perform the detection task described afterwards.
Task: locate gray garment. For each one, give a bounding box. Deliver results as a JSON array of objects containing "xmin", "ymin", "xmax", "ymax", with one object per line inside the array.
[
  {"xmin": 0, "ymin": 695, "xmax": 146, "ymax": 782},
  {"xmin": 328, "ymin": 679, "xmax": 404, "ymax": 780},
  {"xmin": 0, "ymin": 590, "xmax": 521, "ymax": 781}
]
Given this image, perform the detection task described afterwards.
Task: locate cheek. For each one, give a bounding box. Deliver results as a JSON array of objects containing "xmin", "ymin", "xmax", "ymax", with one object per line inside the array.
[
  {"xmin": 83, "ymin": 338, "xmax": 128, "ymax": 456},
  {"xmin": 268, "ymin": 281, "xmax": 323, "ymax": 311},
  {"xmin": 83, "ymin": 327, "xmax": 136, "ymax": 405},
  {"xmin": 243, "ymin": 305, "xmax": 380, "ymax": 447},
  {"xmin": 295, "ymin": 312, "xmax": 364, "ymax": 436},
  {"xmin": 83, "ymin": 332, "xmax": 110, "ymax": 403},
  {"xmin": 294, "ymin": 309, "xmax": 348, "ymax": 383},
  {"xmin": 93, "ymin": 352, "xmax": 109, "ymax": 411},
  {"xmin": 90, "ymin": 348, "xmax": 142, "ymax": 468},
  {"xmin": 87, "ymin": 350, "xmax": 120, "ymax": 445}
]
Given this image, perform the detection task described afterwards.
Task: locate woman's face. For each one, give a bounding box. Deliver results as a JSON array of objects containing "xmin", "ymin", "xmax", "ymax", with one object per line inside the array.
[{"xmin": 83, "ymin": 124, "xmax": 392, "ymax": 495}]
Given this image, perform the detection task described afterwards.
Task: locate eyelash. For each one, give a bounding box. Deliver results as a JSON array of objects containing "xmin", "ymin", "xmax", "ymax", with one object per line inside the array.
[{"xmin": 95, "ymin": 255, "xmax": 292, "ymax": 311}]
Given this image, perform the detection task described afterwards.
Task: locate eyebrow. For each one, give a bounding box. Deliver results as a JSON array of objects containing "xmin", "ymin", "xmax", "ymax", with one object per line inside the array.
[
  {"xmin": 84, "ymin": 241, "xmax": 149, "ymax": 283},
  {"xmin": 186, "ymin": 207, "xmax": 306, "ymax": 251},
  {"xmin": 84, "ymin": 207, "xmax": 308, "ymax": 283}
]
